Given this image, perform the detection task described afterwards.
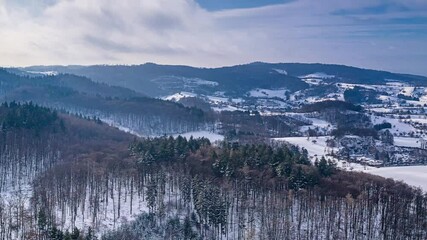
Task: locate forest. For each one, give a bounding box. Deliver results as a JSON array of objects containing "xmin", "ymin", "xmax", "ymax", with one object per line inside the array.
[
  {"xmin": 0, "ymin": 69, "xmax": 215, "ymax": 136},
  {"xmin": 0, "ymin": 103, "xmax": 426, "ymax": 240}
]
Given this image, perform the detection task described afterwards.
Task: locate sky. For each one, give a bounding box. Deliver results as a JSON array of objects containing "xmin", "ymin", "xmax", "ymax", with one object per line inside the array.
[{"xmin": 0, "ymin": 0, "xmax": 426, "ymax": 75}]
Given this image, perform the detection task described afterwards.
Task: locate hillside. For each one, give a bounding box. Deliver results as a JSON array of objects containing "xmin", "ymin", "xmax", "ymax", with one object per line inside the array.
[
  {"xmin": 1, "ymin": 103, "xmax": 426, "ymax": 239},
  {"xmin": 16, "ymin": 63, "xmax": 427, "ymax": 115},
  {"xmin": 0, "ymin": 69, "xmax": 213, "ymax": 136},
  {"xmin": 0, "ymin": 102, "xmax": 135, "ymax": 239},
  {"xmin": 19, "ymin": 63, "xmax": 427, "ymax": 98}
]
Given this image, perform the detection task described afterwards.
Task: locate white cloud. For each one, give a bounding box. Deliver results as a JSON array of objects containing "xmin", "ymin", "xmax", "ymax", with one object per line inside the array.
[
  {"xmin": 0, "ymin": 0, "xmax": 234, "ymax": 66},
  {"xmin": 0, "ymin": 0, "xmax": 426, "ymax": 75}
]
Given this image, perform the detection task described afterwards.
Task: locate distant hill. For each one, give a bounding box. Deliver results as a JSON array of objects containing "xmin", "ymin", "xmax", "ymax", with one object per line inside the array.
[
  {"xmin": 18, "ymin": 62, "xmax": 427, "ymax": 97},
  {"xmin": 0, "ymin": 68, "xmax": 141, "ymax": 98},
  {"xmin": 0, "ymin": 69, "xmax": 213, "ymax": 135}
]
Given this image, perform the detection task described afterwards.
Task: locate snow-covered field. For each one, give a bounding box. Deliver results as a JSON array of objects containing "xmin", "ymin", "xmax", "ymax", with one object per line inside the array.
[
  {"xmin": 206, "ymin": 95, "xmax": 229, "ymax": 104},
  {"xmin": 368, "ymin": 107, "xmax": 394, "ymax": 113},
  {"xmin": 394, "ymin": 137, "xmax": 422, "ymax": 148},
  {"xmin": 400, "ymin": 87, "xmax": 415, "ymax": 96},
  {"xmin": 25, "ymin": 70, "xmax": 58, "ymax": 76},
  {"xmin": 273, "ymin": 136, "xmax": 336, "ymax": 161},
  {"xmin": 300, "ymin": 72, "xmax": 335, "ymax": 79},
  {"xmin": 370, "ymin": 114, "xmax": 416, "ymax": 135},
  {"xmin": 301, "ymin": 78, "xmax": 323, "ymax": 85},
  {"xmin": 408, "ymin": 115, "xmax": 427, "ymax": 125},
  {"xmin": 299, "ymin": 117, "xmax": 334, "ymax": 134},
  {"xmin": 212, "ymin": 105, "xmax": 244, "ymax": 112},
  {"xmin": 273, "ymin": 136, "xmax": 371, "ymax": 171},
  {"xmin": 182, "ymin": 77, "xmax": 218, "ymax": 86},
  {"xmin": 274, "ymin": 136, "xmax": 427, "ymax": 190},
  {"xmin": 273, "ymin": 69, "xmax": 287, "ymax": 75},
  {"xmin": 163, "ymin": 92, "xmax": 197, "ymax": 101},
  {"xmin": 364, "ymin": 166, "xmax": 427, "ymax": 192},
  {"xmin": 248, "ymin": 88, "xmax": 288, "ymax": 99}
]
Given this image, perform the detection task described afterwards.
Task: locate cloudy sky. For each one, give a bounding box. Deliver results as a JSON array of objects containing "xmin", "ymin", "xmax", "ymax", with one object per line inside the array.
[{"xmin": 0, "ymin": 0, "xmax": 426, "ymax": 75}]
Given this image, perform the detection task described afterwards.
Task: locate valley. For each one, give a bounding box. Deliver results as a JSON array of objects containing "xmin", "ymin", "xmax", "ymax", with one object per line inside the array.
[
  {"xmin": 2, "ymin": 0, "xmax": 427, "ymax": 238},
  {"xmin": 0, "ymin": 63, "xmax": 426, "ymax": 239},
  {"xmin": 9, "ymin": 63, "xmax": 427, "ymax": 187}
]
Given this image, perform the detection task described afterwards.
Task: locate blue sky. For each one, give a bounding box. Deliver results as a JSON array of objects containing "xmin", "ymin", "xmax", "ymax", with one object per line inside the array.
[
  {"xmin": 197, "ymin": 0, "xmax": 287, "ymax": 11},
  {"xmin": 0, "ymin": 0, "xmax": 426, "ymax": 76}
]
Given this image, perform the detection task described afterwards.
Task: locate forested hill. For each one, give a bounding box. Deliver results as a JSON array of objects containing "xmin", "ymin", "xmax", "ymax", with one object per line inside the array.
[
  {"xmin": 16, "ymin": 63, "xmax": 311, "ymax": 97},
  {"xmin": 1, "ymin": 102, "xmax": 426, "ymax": 239},
  {"xmin": 18, "ymin": 62, "xmax": 427, "ymax": 97},
  {"xmin": 0, "ymin": 68, "xmax": 140, "ymax": 98},
  {"xmin": 0, "ymin": 101, "xmax": 61, "ymax": 132},
  {"xmin": 0, "ymin": 102, "xmax": 135, "ymax": 239},
  {"xmin": 101, "ymin": 137, "xmax": 426, "ymax": 239},
  {"xmin": 0, "ymin": 69, "xmax": 213, "ymax": 136},
  {"xmin": 0, "ymin": 69, "xmax": 314, "ymax": 139}
]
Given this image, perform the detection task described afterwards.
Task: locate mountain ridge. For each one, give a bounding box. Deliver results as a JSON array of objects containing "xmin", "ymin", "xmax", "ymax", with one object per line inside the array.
[
  {"xmin": 15, "ymin": 61, "xmax": 427, "ymax": 78},
  {"xmin": 15, "ymin": 62, "xmax": 427, "ymax": 99}
]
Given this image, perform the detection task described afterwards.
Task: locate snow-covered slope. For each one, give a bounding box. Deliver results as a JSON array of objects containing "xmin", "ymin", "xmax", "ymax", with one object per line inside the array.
[
  {"xmin": 365, "ymin": 166, "xmax": 427, "ymax": 192},
  {"xmin": 162, "ymin": 92, "xmax": 197, "ymax": 101},
  {"xmin": 248, "ymin": 88, "xmax": 288, "ymax": 99}
]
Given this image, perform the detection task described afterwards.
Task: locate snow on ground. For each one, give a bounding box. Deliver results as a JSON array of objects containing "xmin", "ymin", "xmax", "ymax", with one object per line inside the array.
[
  {"xmin": 255, "ymin": 99, "xmax": 290, "ymax": 110},
  {"xmin": 273, "ymin": 136, "xmax": 367, "ymax": 170},
  {"xmin": 300, "ymin": 72, "xmax": 335, "ymax": 79},
  {"xmin": 419, "ymin": 93, "xmax": 427, "ymax": 103},
  {"xmin": 0, "ymin": 183, "xmax": 33, "ymax": 240},
  {"xmin": 308, "ymin": 117, "xmax": 331, "ymax": 128},
  {"xmin": 299, "ymin": 96, "xmax": 344, "ymax": 104},
  {"xmin": 337, "ymin": 83, "xmax": 413, "ymax": 98},
  {"xmin": 370, "ymin": 114, "xmax": 416, "ymax": 135},
  {"xmin": 274, "ymin": 137, "xmax": 336, "ymax": 161},
  {"xmin": 394, "ymin": 137, "xmax": 422, "ymax": 148},
  {"xmin": 59, "ymin": 188, "xmax": 150, "ymax": 235},
  {"xmin": 174, "ymin": 131, "xmax": 224, "ymax": 142},
  {"xmin": 399, "ymin": 87, "xmax": 415, "ymax": 96},
  {"xmin": 408, "ymin": 116, "xmax": 427, "ymax": 125},
  {"xmin": 299, "ymin": 117, "xmax": 334, "ymax": 134},
  {"xmin": 248, "ymin": 88, "xmax": 288, "ymax": 99},
  {"xmin": 206, "ymin": 95, "xmax": 229, "ymax": 104},
  {"xmin": 212, "ymin": 105, "xmax": 245, "ymax": 112},
  {"xmin": 338, "ymin": 83, "xmax": 378, "ymax": 90},
  {"xmin": 60, "ymin": 181, "xmax": 184, "ymax": 236},
  {"xmin": 325, "ymin": 93, "xmax": 344, "ymax": 101},
  {"xmin": 364, "ymin": 166, "xmax": 427, "ymax": 192},
  {"xmin": 300, "ymin": 96, "xmax": 321, "ymax": 103},
  {"xmin": 385, "ymin": 81, "xmax": 406, "ymax": 87},
  {"xmin": 377, "ymin": 95, "xmax": 393, "ymax": 102},
  {"xmin": 274, "ymin": 137, "xmax": 427, "ymax": 191},
  {"xmin": 273, "ymin": 69, "xmax": 287, "ymax": 75},
  {"xmin": 163, "ymin": 92, "xmax": 197, "ymax": 101},
  {"xmin": 0, "ymin": 183, "xmax": 32, "ymax": 207},
  {"xmin": 101, "ymin": 118, "xmax": 143, "ymax": 137},
  {"xmin": 182, "ymin": 77, "xmax": 218, "ymax": 86},
  {"xmin": 369, "ymin": 107, "xmax": 394, "ymax": 113},
  {"xmin": 25, "ymin": 70, "xmax": 58, "ymax": 76},
  {"xmin": 205, "ymin": 95, "xmax": 245, "ymax": 105},
  {"xmin": 231, "ymin": 98, "xmax": 244, "ymax": 104},
  {"xmin": 301, "ymin": 78, "xmax": 323, "ymax": 85}
]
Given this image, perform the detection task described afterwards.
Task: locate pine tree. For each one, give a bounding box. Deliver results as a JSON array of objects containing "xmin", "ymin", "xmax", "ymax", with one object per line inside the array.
[
  {"xmin": 37, "ymin": 209, "xmax": 47, "ymax": 234},
  {"xmin": 71, "ymin": 227, "xmax": 80, "ymax": 240}
]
